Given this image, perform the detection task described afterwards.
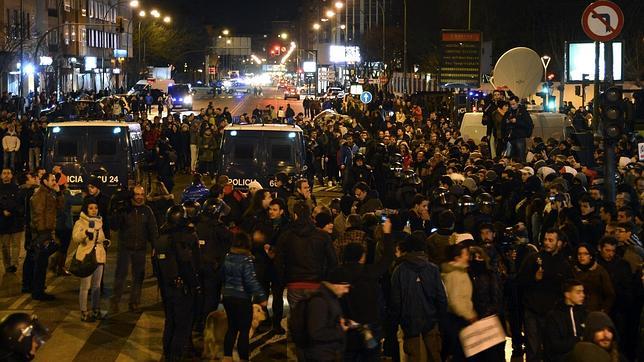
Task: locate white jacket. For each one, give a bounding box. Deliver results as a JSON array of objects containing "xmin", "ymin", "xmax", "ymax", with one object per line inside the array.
[
  {"xmin": 2, "ymin": 132, "xmax": 20, "ymax": 152},
  {"xmin": 72, "ymin": 212, "xmax": 107, "ymax": 264}
]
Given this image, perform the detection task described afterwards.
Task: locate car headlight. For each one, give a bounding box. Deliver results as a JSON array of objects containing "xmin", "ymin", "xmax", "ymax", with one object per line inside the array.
[
  {"xmin": 184, "ymin": 95, "xmax": 192, "ymax": 103},
  {"xmin": 178, "ymin": 98, "xmax": 183, "ymax": 102}
]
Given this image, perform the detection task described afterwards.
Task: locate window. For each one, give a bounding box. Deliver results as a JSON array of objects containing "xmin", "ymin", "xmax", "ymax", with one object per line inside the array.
[
  {"xmin": 56, "ymin": 140, "xmax": 77, "ymax": 158},
  {"xmin": 271, "ymin": 144, "xmax": 292, "ymax": 163},
  {"xmin": 96, "ymin": 140, "xmax": 116, "ymax": 156},
  {"xmin": 234, "ymin": 143, "xmax": 255, "ymax": 161}
]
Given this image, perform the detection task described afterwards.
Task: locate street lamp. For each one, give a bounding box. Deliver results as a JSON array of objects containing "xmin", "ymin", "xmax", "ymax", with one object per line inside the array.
[
  {"xmin": 222, "ymin": 29, "xmax": 230, "ymax": 36},
  {"xmin": 541, "ymin": 55, "xmax": 551, "ymax": 110},
  {"xmin": 163, "ymin": 16, "xmax": 171, "ymax": 23},
  {"xmin": 129, "ymin": 0, "xmax": 139, "ymax": 7},
  {"xmin": 312, "ymin": 23, "xmax": 321, "ymax": 30},
  {"xmin": 138, "ymin": 10, "xmax": 146, "ymax": 17},
  {"xmin": 325, "ymin": 10, "xmax": 335, "ymax": 18},
  {"xmin": 334, "ymin": 1, "xmax": 344, "ymax": 9},
  {"xmin": 280, "ymin": 32, "xmax": 288, "ymax": 39},
  {"xmin": 150, "ymin": 9, "xmax": 160, "ymax": 18}
]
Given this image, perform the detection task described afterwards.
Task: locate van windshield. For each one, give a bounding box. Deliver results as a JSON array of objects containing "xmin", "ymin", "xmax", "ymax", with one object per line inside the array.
[
  {"xmin": 265, "ymin": 132, "xmax": 298, "ymax": 171},
  {"xmin": 169, "ymin": 85, "xmax": 190, "ymax": 96},
  {"xmin": 49, "ymin": 126, "xmax": 124, "ymax": 163}
]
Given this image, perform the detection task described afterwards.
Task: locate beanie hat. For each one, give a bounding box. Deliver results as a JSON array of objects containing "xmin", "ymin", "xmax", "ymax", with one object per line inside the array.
[{"xmin": 315, "ymin": 212, "xmax": 333, "ymax": 229}]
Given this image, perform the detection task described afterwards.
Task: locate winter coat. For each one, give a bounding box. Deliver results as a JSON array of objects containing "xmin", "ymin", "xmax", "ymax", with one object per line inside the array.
[
  {"xmin": 274, "ymin": 220, "xmax": 337, "ymax": 284},
  {"xmin": 597, "ymin": 256, "xmax": 635, "ymax": 310},
  {"xmin": 222, "ymin": 247, "xmax": 267, "ymax": 301},
  {"xmin": 441, "ymin": 262, "xmax": 477, "ymax": 321},
  {"xmin": 30, "ymin": 186, "xmax": 64, "ymax": 233},
  {"xmin": 469, "ymin": 263, "xmax": 503, "ymax": 318},
  {"xmin": 544, "ymin": 301, "xmax": 587, "ymax": 362},
  {"xmin": 111, "ymin": 204, "xmax": 158, "ymax": 251},
  {"xmin": 2, "ymin": 131, "xmax": 20, "ymax": 152},
  {"xmin": 0, "ymin": 182, "xmax": 22, "ymax": 234},
  {"xmin": 197, "ymin": 135, "xmax": 217, "ymax": 162},
  {"xmin": 304, "ymin": 283, "xmax": 345, "ymax": 361},
  {"xmin": 391, "ymin": 252, "xmax": 448, "ymax": 337},
  {"xmin": 517, "ymin": 250, "xmax": 574, "ymax": 314},
  {"xmin": 573, "ymin": 262, "xmax": 615, "ymax": 312},
  {"xmin": 72, "ymin": 212, "xmax": 107, "ymax": 264},
  {"xmin": 355, "ymin": 195, "xmax": 383, "ymax": 215}
]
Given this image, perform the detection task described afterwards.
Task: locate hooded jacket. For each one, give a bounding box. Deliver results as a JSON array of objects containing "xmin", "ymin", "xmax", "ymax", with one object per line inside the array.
[
  {"xmin": 275, "ymin": 220, "xmax": 337, "ymax": 285},
  {"xmin": 391, "ymin": 252, "xmax": 447, "ymax": 337},
  {"xmin": 441, "ymin": 261, "xmax": 477, "ymax": 321},
  {"xmin": 565, "ymin": 312, "xmax": 625, "ymax": 362},
  {"xmin": 72, "ymin": 212, "xmax": 107, "ymax": 264},
  {"xmin": 544, "ymin": 301, "xmax": 587, "ymax": 362},
  {"xmin": 2, "ymin": 131, "xmax": 20, "ymax": 152}
]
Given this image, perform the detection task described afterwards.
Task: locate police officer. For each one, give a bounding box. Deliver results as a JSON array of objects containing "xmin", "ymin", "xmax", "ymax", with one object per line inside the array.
[
  {"xmin": 193, "ymin": 198, "xmax": 232, "ymax": 333},
  {"xmin": 153, "ymin": 205, "xmax": 200, "ymax": 362},
  {"xmin": 0, "ymin": 313, "xmax": 49, "ymax": 361}
]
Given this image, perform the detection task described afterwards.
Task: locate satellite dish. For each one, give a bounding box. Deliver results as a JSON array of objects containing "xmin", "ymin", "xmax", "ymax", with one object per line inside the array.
[{"xmin": 490, "ymin": 47, "xmax": 543, "ymax": 99}]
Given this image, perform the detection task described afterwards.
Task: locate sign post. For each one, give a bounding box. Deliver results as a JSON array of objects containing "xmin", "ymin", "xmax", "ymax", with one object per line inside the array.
[{"xmin": 581, "ymin": 0, "xmax": 624, "ymax": 203}]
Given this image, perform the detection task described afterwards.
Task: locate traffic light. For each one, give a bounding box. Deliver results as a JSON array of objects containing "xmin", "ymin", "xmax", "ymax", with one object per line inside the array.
[
  {"xmin": 116, "ymin": 16, "xmax": 124, "ymax": 33},
  {"xmin": 599, "ymin": 87, "xmax": 625, "ymax": 141}
]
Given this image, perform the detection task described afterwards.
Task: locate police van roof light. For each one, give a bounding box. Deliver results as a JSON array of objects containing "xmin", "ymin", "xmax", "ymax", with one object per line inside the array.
[
  {"xmin": 113, "ymin": 127, "xmax": 121, "ymax": 134},
  {"xmin": 52, "ymin": 127, "xmax": 61, "ymax": 133},
  {"xmin": 230, "ymin": 130, "xmax": 238, "ymax": 136},
  {"xmin": 288, "ymin": 132, "xmax": 296, "ymax": 138}
]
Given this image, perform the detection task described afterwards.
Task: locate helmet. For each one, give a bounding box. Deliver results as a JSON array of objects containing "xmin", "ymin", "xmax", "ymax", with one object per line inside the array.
[
  {"xmin": 182, "ymin": 201, "xmax": 201, "ymax": 219},
  {"xmin": 201, "ymin": 198, "xmax": 230, "ymax": 219},
  {"xmin": 476, "ymin": 193, "xmax": 495, "ymax": 214},
  {"xmin": 0, "ymin": 313, "xmax": 49, "ymax": 361},
  {"xmin": 354, "ymin": 153, "xmax": 365, "ymax": 162},
  {"xmin": 458, "ymin": 195, "xmax": 477, "ymax": 216},
  {"xmin": 165, "ymin": 205, "xmax": 186, "ymax": 225},
  {"xmin": 432, "ymin": 187, "xmax": 450, "ymax": 206}
]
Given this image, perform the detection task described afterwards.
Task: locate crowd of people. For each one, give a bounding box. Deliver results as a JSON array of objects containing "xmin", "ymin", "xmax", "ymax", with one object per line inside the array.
[{"xmin": 0, "ymin": 85, "xmax": 642, "ymax": 362}]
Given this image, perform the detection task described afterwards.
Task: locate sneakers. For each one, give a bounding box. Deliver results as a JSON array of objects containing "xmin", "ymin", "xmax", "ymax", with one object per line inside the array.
[
  {"xmin": 6, "ymin": 265, "xmax": 17, "ymax": 273},
  {"xmin": 32, "ymin": 293, "xmax": 55, "ymax": 301},
  {"xmin": 81, "ymin": 311, "xmax": 96, "ymax": 323}
]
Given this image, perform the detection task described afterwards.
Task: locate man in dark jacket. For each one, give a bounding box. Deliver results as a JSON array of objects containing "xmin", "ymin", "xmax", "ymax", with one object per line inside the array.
[
  {"xmin": 544, "ymin": 279, "xmax": 587, "ymax": 362},
  {"xmin": 391, "ymin": 234, "xmax": 447, "ymax": 362},
  {"xmin": 353, "ymin": 182, "xmax": 383, "ymax": 215},
  {"xmin": 0, "ymin": 168, "xmax": 21, "ymax": 273},
  {"xmin": 517, "ymin": 228, "xmax": 574, "ymax": 362},
  {"xmin": 274, "ymin": 200, "xmax": 337, "ymax": 341},
  {"xmin": 304, "ymin": 279, "xmax": 351, "ymax": 361},
  {"xmin": 110, "ymin": 185, "xmax": 158, "ymax": 313},
  {"xmin": 328, "ymin": 218, "xmax": 395, "ymax": 360},
  {"xmin": 502, "ymin": 96, "xmax": 533, "ymax": 162}
]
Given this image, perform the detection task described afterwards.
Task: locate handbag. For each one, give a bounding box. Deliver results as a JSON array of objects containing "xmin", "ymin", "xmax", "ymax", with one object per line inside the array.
[{"xmin": 69, "ymin": 244, "xmax": 98, "ymax": 278}]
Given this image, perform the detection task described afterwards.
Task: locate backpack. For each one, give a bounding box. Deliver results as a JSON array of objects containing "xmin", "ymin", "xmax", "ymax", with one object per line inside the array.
[{"xmin": 289, "ymin": 292, "xmax": 321, "ymax": 347}]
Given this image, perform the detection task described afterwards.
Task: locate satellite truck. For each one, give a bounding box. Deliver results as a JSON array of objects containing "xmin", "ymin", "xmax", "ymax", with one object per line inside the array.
[{"xmin": 459, "ymin": 47, "xmax": 569, "ymax": 154}]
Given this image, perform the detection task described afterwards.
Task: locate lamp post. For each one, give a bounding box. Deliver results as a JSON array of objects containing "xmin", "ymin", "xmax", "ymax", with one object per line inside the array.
[
  {"xmin": 403, "ymin": 0, "xmax": 407, "ymax": 95},
  {"xmin": 541, "ymin": 55, "xmax": 551, "ymax": 111}
]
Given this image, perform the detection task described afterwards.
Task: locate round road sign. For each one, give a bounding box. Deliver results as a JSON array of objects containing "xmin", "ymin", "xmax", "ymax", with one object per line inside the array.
[
  {"xmin": 581, "ymin": 0, "xmax": 624, "ymax": 42},
  {"xmin": 360, "ymin": 91, "xmax": 373, "ymax": 104}
]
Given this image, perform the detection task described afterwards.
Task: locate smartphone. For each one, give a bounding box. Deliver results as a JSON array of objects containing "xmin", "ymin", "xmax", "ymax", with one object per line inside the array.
[
  {"xmin": 389, "ymin": 111, "xmax": 394, "ymax": 117},
  {"xmin": 89, "ymin": 220, "xmax": 95, "ymax": 229},
  {"xmin": 548, "ymin": 195, "xmax": 556, "ymax": 202},
  {"xmin": 380, "ymin": 214, "xmax": 388, "ymax": 223}
]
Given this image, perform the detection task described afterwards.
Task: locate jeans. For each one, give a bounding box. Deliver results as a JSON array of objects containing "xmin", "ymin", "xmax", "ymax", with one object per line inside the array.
[
  {"xmin": 194, "ymin": 264, "xmax": 222, "ymax": 330},
  {"xmin": 223, "ymin": 296, "xmax": 253, "ymax": 360},
  {"xmin": 400, "ymin": 325, "xmax": 441, "ymax": 362},
  {"xmin": 440, "ymin": 313, "xmax": 468, "ymax": 362},
  {"xmin": 112, "ymin": 248, "xmax": 146, "ymax": 306},
  {"xmin": 28, "ymin": 147, "xmax": 40, "ymax": 171},
  {"xmin": 524, "ymin": 308, "xmax": 547, "ymax": 362},
  {"xmin": 30, "ymin": 232, "xmax": 58, "ymax": 296},
  {"xmin": 79, "ymin": 264, "xmax": 104, "ymax": 312},
  {"xmin": 3, "ymin": 151, "xmax": 15, "ymax": 170},
  {"xmin": 510, "ymin": 138, "xmax": 527, "ymax": 162},
  {"xmin": 260, "ymin": 265, "xmax": 284, "ymax": 328},
  {"xmin": 0, "ymin": 232, "xmax": 20, "ymax": 269},
  {"xmin": 162, "ymin": 286, "xmax": 194, "ymax": 360},
  {"xmin": 190, "ymin": 144, "xmax": 198, "ymax": 172}
]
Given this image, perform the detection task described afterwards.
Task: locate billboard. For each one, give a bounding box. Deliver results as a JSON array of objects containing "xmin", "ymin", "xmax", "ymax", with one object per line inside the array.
[
  {"xmin": 329, "ymin": 45, "xmax": 361, "ymax": 63},
  {"xmin": 439, "ymin": 30, "xmax": 482, "ymax": 87},
  {"xmin": 566, "ymin": 41, "xmax": 623, "ymax": 82},
  {"xmin": 303, "ymin": 61, "xmax": 316, "ymax": 73}
]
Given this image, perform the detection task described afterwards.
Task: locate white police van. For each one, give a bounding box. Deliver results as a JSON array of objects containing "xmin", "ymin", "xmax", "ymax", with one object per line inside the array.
[
  {"xmin": 43, "ymin": 120, "xmax": 145, "ymax": 195},
  {"xmin": 218, "ymin": 124, "xmax": 306, "ymax": 189}
]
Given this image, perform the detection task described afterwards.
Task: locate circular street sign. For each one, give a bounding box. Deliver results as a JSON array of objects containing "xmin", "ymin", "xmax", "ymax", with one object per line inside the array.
[
  {"xmin": 581, "ymin": 0, "xmax": 624, "ymax": 42},
  {"xmin": 360, "ymin": 91, "xmax": 373, "ymax": 104}
]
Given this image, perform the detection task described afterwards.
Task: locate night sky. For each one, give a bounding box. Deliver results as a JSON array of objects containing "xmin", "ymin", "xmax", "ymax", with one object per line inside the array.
[{"xmin": 156, "ymin": 0, "xmax": 300, "ymax": 34}]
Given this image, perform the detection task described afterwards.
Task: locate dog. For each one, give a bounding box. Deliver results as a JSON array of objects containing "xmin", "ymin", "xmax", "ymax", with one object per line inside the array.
[{"xmin": 202, "ymin": 304, "xmax": 266, "ymax": 360}]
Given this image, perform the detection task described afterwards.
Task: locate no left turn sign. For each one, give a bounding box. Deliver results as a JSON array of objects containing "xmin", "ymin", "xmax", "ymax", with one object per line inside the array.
[{"xmin": 581, "ymin": 0, "xmax": 624, "ymax": 42}]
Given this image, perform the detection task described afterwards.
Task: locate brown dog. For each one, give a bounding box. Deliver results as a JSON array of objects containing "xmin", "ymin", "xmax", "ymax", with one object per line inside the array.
[{"xmin": 202, "ymin": 304, "xmax": 266, "ymax": 360}]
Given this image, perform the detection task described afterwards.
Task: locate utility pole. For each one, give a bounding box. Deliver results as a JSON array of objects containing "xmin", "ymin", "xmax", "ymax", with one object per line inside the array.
[
  {"xmin": 19, "ymin": 0, "xmax": 24, "ymax": 104},
  {"xmin": 592, "ymin": 41, "xmax": 600, "ymax": 133},
  {"xmin": 403, "ymin": 0, "xmax": 407, "ymax": 95}
]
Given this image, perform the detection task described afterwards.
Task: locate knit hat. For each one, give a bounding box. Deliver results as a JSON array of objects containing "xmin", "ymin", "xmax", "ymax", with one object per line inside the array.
[
  {"xmin": 247, "ymin": 181, "xmax": 263, "ymax": 193},
  {"xmin": 87, "ymin": 177, "xmax": 102, "ymax": 190}
]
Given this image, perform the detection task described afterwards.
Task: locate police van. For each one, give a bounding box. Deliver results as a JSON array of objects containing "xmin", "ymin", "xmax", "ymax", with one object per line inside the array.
[
  {"xmin": 218, "ymin": 124, "xmax": 306, "ymax": 189},
  {"xmin": 43, "ymin": 120, "xmax": 145, "ymax": 195}
]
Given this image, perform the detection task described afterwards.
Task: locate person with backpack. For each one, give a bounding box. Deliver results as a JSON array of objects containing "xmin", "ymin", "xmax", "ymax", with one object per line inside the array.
[
  {"xmin": 391, "ymin": 233, "xmax": 448, "ymax": 362},
  {"xmin": 290, "ymin": 274, "xmax": 351, "ymax": 362}
]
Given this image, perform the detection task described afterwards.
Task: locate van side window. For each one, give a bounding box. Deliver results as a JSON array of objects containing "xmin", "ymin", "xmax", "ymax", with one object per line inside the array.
[{"xmin": 96, "ymin": 140, "xmax": 117, "ymax": 156}]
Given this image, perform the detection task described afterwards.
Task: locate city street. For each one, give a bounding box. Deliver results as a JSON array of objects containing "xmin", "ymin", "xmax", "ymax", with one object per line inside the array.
[{"xmin": 0, "ymin": 175, "xmax": 339, "ymax": 362}]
